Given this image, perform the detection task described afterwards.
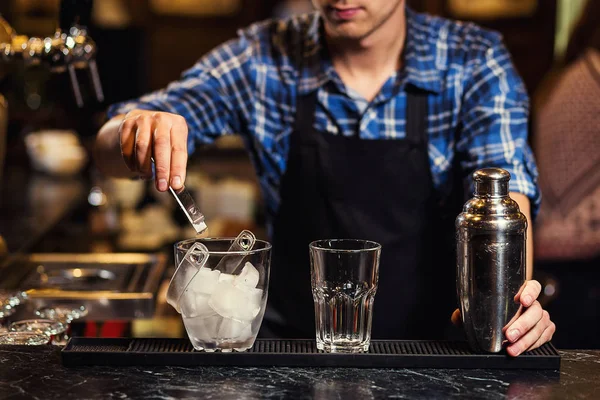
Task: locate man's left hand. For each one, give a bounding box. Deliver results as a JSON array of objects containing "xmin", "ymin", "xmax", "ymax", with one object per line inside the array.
[{"xmin": 503, "ymin": 280, "xmax": 556, "ymax": 357}]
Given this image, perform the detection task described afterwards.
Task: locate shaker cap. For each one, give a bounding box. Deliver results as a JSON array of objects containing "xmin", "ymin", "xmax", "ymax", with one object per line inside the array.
[{"xmin": 473, "ymin": 168, "xmax": 510, "ymax": 197}]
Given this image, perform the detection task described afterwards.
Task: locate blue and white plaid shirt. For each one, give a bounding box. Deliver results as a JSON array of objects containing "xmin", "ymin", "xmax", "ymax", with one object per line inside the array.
[{"xmin": 108, "ymin": 7, "xmax": 541, "ymax": 226}]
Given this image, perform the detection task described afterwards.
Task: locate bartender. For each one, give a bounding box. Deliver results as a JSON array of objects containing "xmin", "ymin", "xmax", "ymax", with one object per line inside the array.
[{"xmin": 94, "ymin": 1, "xmax": 555, "ymax": 356}]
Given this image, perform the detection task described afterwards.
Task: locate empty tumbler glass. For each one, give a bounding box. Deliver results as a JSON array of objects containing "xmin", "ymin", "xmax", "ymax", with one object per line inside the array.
[{"xmin": 310, "ymin": 239, "xmax": 381, "ymax": 353}]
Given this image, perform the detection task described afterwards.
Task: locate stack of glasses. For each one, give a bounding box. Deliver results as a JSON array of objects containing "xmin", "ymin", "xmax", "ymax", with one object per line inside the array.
[{"xmin": 0, "ymin": 290, "xmax": 87, "ymax": 345}]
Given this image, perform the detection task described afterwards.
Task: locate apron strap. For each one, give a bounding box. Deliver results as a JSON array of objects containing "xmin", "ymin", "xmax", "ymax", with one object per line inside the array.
[
  {"xmin": 293, "ymin": 89, "xmax": 318, "ymax": 136},
  {"xmin": 405, "ymin": 87, "xmax": 429, "ymax": 147}
]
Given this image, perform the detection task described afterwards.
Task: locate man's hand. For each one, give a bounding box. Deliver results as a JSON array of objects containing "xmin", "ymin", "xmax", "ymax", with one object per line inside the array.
[
  {"xmin": 451, "ymin": 280, "xmax": 556, "ymax": 357},
  {"xmin": 503, "ymin": 280, "xmax": 555, "ymax": 356},
  {"xmin": 118, "ymin": 110, "xmax": 189, "ymax": 192}
]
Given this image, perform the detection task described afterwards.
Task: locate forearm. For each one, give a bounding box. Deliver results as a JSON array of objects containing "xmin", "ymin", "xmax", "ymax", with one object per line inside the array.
[
  {"xmin": 510, "ymin": 192, "xmax": 534, "ymax": 280},
  {"xmin": 93, "ymin": 114, "xmax": 136, "ymax": 178}
]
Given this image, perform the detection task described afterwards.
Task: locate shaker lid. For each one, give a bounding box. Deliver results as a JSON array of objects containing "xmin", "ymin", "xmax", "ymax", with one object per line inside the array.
[{"xmin": 473, "ymin": 168, "xmax": 511, "ymax": 197}]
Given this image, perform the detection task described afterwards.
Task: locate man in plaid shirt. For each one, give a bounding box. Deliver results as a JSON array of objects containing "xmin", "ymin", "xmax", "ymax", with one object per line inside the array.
[{"xmin": 95, "ymin": 1, "xmax": 554, "ymax": 353}]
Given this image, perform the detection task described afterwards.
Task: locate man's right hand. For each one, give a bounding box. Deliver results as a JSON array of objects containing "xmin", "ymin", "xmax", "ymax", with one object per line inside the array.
[{"xmin": 118, "ymin": 110, "xmax": 189, "ymax": 192}]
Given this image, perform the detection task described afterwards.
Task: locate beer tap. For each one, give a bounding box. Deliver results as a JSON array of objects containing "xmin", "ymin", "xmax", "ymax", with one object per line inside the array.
[{"xmin": 0, "ymin": 0, "xmax": 103, "ymax": 107}]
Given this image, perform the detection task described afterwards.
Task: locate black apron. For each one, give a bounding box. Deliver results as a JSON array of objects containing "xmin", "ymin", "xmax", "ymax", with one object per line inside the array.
[{"xmin": 267, "ymin": 85, "xmax": 459, "ymax": 340}]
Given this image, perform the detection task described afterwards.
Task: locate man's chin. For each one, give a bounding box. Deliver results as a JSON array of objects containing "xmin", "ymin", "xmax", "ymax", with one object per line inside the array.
[{"xmin": 325, "ymin": 23, "xmax": 369, "ymax": 41}]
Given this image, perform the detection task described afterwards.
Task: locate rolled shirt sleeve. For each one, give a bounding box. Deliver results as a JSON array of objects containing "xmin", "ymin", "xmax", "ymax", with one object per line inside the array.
[{"xmin": 457, "ymin": 34, "xmax": 541, "ymax": 217}]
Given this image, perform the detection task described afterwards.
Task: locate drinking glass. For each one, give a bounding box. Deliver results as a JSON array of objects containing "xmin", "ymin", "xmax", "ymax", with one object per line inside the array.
[
  {"xmin": 9, "ymin": 318, "xmax": 67, "ymax": 345},
  {"xmin": 174, "ymin": 237, "xmax": 271, "ymax": 352},
  {"xmin": 310, "ymin": 239, "xmax": 381, "ymax": 353},
  {"xmin": 35, "ymin": 305, "xmax": 88, "ymax": 323},
  {"xmin": 10, "ymin": 319, "xmax": 66, "ymax": 334},
  {"xmin": 0, "ymin": 331, "xmax": 50, "ymax": 345},
  {"xmin": 35, "ymin": 304, "xmax": 88, "ymax": 345}
]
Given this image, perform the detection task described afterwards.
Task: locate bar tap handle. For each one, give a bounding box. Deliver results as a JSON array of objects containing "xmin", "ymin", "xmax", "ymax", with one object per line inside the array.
[
  {"xmin": 88, "ymin": 58, "xmax": 104, "ymax": 102},
  {"xmin": 67, "ymin": 27, "xmax": 104, "ymax": 106},
  {"xmin": 60, "ymin": 0, "xmax": 101, "ymax": 107},
  {"xmin": 68, "ymin": 63, "xmax": 84, "ymax": 108},
  {"xmin": 0, "ymin": 1, "xmax": 102, "ymax": 108}
]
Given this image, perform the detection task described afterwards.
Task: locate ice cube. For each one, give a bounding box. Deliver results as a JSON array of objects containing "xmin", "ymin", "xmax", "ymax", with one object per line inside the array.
[
  {"xmin": 208, "ymin": 281, "xmax": 243, "ymax": 319},
  {"xmin": 183, "ymin": 314, "xmax": 222, "ymax": 341},
  {"xmin": 188, "ymin": 267, "xmax": 221, "ymax": 294},
  {"xmin": 237, "ymin": 322, "xmax": 254, "ymax": 342},
  {"xmin": 202, "ymin": 314, "xmax": 222, "ymax": 339},
  {"xmin": 234, "ymin": 262, "xmax": 260, "ymax": 288},
  {"xmin": 218, "ymin": 273, "xmax": 235, "ymax": 283},
  {"xmin": 179, "ymin": 291, "xmax": 198, "ymax": 317},
  {"xmin": 208, "ymin": 282, "xmax": 262, "ymax": 322},
  {"xmin": 237, "ymin": 286, "xmax": 263, "ymax": 318},
  {"xmin": 246, "ymin": 287, "xmax": 263, "ymax": 310},
  {"xmin": 180, "ymin": 292, "xmax": 216, "ymax": 319},
  {"xmin": 218, "ymin": 318, "xmax": 251, "ymax": 339},
  {"xmin": 182, "ymin": 315, "xmax": 203, "ymax": 338}
]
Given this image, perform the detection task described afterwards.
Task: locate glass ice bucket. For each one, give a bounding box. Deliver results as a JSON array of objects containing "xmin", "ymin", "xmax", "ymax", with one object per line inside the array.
[{"xmin": 172, "ymin": 237, "xmax": 271, "ymax": 352}]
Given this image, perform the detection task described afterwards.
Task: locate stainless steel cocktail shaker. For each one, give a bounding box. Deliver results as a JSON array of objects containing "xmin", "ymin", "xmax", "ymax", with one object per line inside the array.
[{"xmin": 456, "ymin": 168, "xmax": 527, "ymax": 353}]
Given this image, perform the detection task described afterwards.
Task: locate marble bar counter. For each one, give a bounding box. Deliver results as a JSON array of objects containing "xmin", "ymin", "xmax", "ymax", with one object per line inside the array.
[{"xmin": 0, "ymin": 345, "xmax": 599, "ymax": 399}]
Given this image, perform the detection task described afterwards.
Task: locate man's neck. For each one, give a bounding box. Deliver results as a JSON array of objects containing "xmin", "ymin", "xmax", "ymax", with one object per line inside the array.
[{"xmin": 326, "ymin": 6, "xmax": 407, "ymax": 101}]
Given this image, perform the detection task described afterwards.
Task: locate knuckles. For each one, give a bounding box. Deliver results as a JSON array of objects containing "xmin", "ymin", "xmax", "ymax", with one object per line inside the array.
[
  {"xmin": 154, "ymin": 136, "xmax": 170, "ymax": 147},
  {"xmin": 154, "ymin": 165, "xmax": 169, "ymax": 175}
]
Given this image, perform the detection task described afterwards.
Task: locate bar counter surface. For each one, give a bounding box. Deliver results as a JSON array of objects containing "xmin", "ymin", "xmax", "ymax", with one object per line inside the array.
[{"xmin": 0, "ymin": 345, "xmax": 598, "ymax": 399}]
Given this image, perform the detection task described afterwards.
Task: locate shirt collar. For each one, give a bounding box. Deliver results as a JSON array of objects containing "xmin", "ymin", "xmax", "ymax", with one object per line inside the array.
[
  {"xmin": 296, "ymin": 6, "xmax": 443, "ymax": 95},
  {"xmin": 403, "ymin": 7, "xmax": 442, "ymax": 93}
]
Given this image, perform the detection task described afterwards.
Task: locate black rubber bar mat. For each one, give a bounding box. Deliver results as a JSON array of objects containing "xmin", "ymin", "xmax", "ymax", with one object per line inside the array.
[{"xmin": 61, "ymin": 338, "xmax": 560, "ymax": 369}]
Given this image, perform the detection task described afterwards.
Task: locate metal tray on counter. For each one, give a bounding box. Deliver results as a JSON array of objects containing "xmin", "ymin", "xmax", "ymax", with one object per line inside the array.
[
  {"xmin": 0, "ymin": 253, "xmax": 167, "ymax": 320},
  {"xmin": 61, "ymin": 338, "xmax": 561, "ymax": 370}
]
